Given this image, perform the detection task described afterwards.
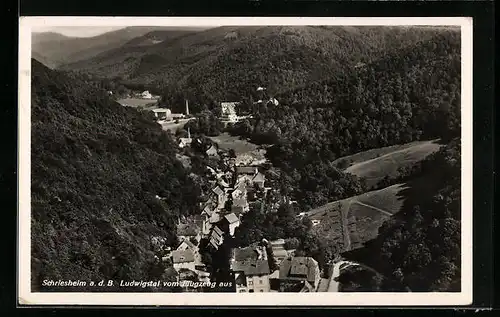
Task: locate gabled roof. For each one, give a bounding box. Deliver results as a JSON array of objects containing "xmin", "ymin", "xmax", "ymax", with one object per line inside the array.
[
  {"xmin": 201, "ymin": 204, "xmax": 216, "ymax": 216},
  {"xmin": 177, "ymin": 238, "xmax": 197, "ymax": 251},
  {"xmin": 212, "ymin": 186, "xmax": 224, "ymax": 196},
  {"xmin": 209, "ymin": 226, "xmax": 224, "ymax": 248},
  {"xmin": 231, "ymin": 245, "xmax": 270, "ymax": 276},
  {"xmin": 172, "ymin": 250, "xmax": 195, "ymax": 263},
  {"xmin": 279, "ymin": 257, "xmax": 319, "ymax": 283},
  {"xmin": 252, "ymin": 172, "xmax": 265, "ymax": 182},
  {"xmin": 224, "ymin": 213, "xmax": 239, "ymax": 224}
]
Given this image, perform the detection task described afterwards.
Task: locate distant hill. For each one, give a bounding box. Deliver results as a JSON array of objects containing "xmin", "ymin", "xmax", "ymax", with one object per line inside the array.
[
  {"xmin": 60, "ymin": 26, "xmax": 448, "ymax": 111},
  {"xmin": 32, "ymin": 27, "xmax": 199, "ymax": 69},
  {"xmin": 31, "ymin": 59, "xmax": 200, "ymax": 291}
]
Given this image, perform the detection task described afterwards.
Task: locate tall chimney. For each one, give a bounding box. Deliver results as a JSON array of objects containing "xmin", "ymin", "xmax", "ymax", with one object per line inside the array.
[{"xmin": 185, "ymin": 99, "xmax": 189, "ymax": 116}]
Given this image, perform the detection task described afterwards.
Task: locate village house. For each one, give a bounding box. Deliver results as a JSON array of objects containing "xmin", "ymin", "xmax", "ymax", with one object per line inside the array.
[
  {"xmin": 211, "ymin": 185, "xmax": 227, "ymax": 210},
  {"xmin": 206, "ymin": 144, "xmax": 218, "ymax": 157},
  {"xmin": 152, "ymin": 108, "xmax": 171, "ymax": 120},
  {"xmin": 252, "ymin": 171, "xmax": 266, "ymax": 189},
  {"xmin": 200, "ymin": 202, "xmax": 219, "ymax": 235},
  {"xmin": 141, "ymin": 90, "xmax": 153, "ymax": 99},
  {"xmin": 208, "ymin": 225, "xmax": 224, "ymax": 250},
  {"xmin": 176, "ymin": 238, "xmax": 204, "ymax": 270},
  {"xmin": 172, "ymin": 249, "xmax": 196, "ymax": 271},
  {"xmin": 230, "ymin": 245, "xmax": 271, "ymax": 293},
  {"xmin": 221, "ymin": 213, "xmax": 240, "ymax": 236},
  {"xmin": 278, "ymin": 257, "xmax": 321, "ymax": 291}
]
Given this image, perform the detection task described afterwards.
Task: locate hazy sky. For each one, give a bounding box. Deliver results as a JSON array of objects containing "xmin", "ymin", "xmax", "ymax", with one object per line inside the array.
[{"xmin": 32, "ymin": 26, "xmax": 126, "ymax": 37}]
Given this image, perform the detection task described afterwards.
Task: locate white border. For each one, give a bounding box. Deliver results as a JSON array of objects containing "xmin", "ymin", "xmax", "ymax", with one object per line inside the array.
[{"xmin": 18, "ymin": 16, "xmax": 473, "ymax": 306}]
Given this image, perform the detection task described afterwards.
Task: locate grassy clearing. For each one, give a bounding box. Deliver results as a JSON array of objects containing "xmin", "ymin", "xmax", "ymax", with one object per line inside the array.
[
  {"xmin": 117, "ymin": 98, "xmax": 159, "ymax": 107},
  {"xmin": 306, "ymin": 182, "xmax": 409, "ymax": 251},
  {"xmin": 333, "ymin": 141, "xmax": 423, "ymax": 167},
  {"xmin": 343, "ymin": 139, "xmax": 442, "ymax": 188},
  {"xmin": 209, "ymin": 133, "xmax": 258, "ymax": 154}
]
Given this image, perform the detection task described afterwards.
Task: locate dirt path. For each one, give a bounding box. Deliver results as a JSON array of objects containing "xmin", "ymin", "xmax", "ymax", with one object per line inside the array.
[
  {"xmin": 351, "ymin": 201, "xmax": 394, "ymax": 217},
  {"xmin": 327, "ymin": 261, "xmax": 357, "ymax": 292}
]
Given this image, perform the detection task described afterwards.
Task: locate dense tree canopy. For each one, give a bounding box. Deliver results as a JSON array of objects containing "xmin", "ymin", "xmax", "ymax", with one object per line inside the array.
[{"xmin": 31, "ymin": 59, "xmax": 201, "ymax": 291}]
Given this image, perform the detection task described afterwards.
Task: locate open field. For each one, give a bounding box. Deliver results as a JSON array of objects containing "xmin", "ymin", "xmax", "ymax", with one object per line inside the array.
[
  {"xmin": 117, "ymin": 98, "xmax": 159, "ymax": 108},
  {"xmin": 342, "ymin": 139, "xmax": 443, "ymax": 188},
  {"xmin": 305, "ymin": 182, "xmax": 410, "ymax": 252},
  {"xmin": 209, "ymin": 133, "xmax": 258, "ymax": 154},
  {"xmin": 160, "ymin": 118, "xmax": 193, "ymax": 132},
  {"xmin": 209, "ymin": 133, "xmax": 267, "ymax": 165}
]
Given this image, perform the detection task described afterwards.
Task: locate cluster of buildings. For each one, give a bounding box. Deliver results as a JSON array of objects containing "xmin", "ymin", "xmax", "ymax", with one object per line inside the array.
[
  {"xmin": 152, "ymin": 99, "xmax": 190, "ymax": 122},
  {"xmin": 230, "ymin": 240, "xmax": 321, "ymax": 293}
]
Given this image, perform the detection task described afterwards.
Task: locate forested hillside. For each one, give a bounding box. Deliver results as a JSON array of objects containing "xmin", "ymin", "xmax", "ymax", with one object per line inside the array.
[
  {"xmin": 61, "ymin": 26, "xmax": 450, "ymax": 114},
  {"xmin": 31, "ymin": 59, "xmax": 200, "ymax": 291},
  {"xmin": 32, "ymin": 27, "xmax": 189, "ymax": 69},
  {"xmin": 345, "ymin": 139, "xmax": 461, "ymax": 291},
  {"xmin": 227, "ymin": 30, "xmax": 460, "ymax": 209}
]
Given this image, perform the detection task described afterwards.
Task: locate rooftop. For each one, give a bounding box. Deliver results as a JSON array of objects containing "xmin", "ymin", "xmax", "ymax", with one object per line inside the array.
[
  {"xmin": 224, "ymin": 213, "xmax": 240, "ymax": 224},
  {"xmin": 236, "ymin": 166, "xmax": 258, "ymax": 175},
  {"xmin": 212, "ymin": 186, "xmax": 224, "ymax": 196},
  {"xmin": 279, "ymin": 257, "xmax": 319, "ymax": 283},
  {"xmin": 172, "ymin": 250, "xmax": 195, "ymax": 263},
  {"xmin": 252, "ymin": 172, "xmax": 266, "ymax": 182},
  {"xmin": 231, "ymin": 245, "xmax": 270, "ymax": 276},
  {"xmin": 152, "ymin": 108, "xmax": 170, "ymax": 112},
  {"xmin": 177, "ymin": 238, "xmax": 197, "ymax": 251}
]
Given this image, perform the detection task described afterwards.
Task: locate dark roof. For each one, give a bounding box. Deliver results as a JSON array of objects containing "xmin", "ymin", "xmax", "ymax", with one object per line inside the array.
[
  {"xmin": 224, "ymin": 213, "xmax": 240, "ymax": 224},
  {"xmin": 233, "ymin": 245, "xmax": 266, "ymax": 262},
  {"xmin": 279, "ymin": 257, "xmax": 319, "ymax": 283},
  {"xmin": 172, "ymin": 250, "xmax": 195, "ymax": 263},
  {"xmin": 231, "ymin": 246, "xmax": 270, "ymax": 276},
  {"xmin": 231, "ymin": 259, "xmax": 270, "ymax": 276},
  {"xmin": 209, "ymin": 226, "xmax": 224, "ymax": 247},
  {"xmin": 212, "ymin": 186, "xmax": 224, "ymax": 196},
  {"xmin": 236, "ymin": 166, "xmax": 258, "ymax": 175}
]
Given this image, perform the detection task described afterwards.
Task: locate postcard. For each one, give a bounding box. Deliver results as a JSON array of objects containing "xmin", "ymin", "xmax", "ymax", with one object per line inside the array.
[{"xmin": 18, "ymin": 16, "xmax": 472, "ymax": 306}]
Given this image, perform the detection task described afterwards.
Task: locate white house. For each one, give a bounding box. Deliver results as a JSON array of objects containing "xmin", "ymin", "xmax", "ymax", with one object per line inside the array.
[
  {"xmin": 152, "ymin": 108, "xmax": 171, "ymax": 120},
  {"xmin": 172, "ymin": 249, "xmax": 196, "ymax": 271},
  {"xmin": 223, "ymin": 213, "xmax": 240, "ymax": 236},
  {"xmin": 141, "ymin": 90, "xmax": 153, "ymax": 99},
  {"xmin": 231, "ymin": 245, "xmax": 271, "ymax": 293}
]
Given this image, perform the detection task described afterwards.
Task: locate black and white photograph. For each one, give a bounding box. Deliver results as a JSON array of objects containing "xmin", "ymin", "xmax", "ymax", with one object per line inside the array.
[{"xmin": 18, "ymin": 17, "xmax": 472, "ymax": 306}]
